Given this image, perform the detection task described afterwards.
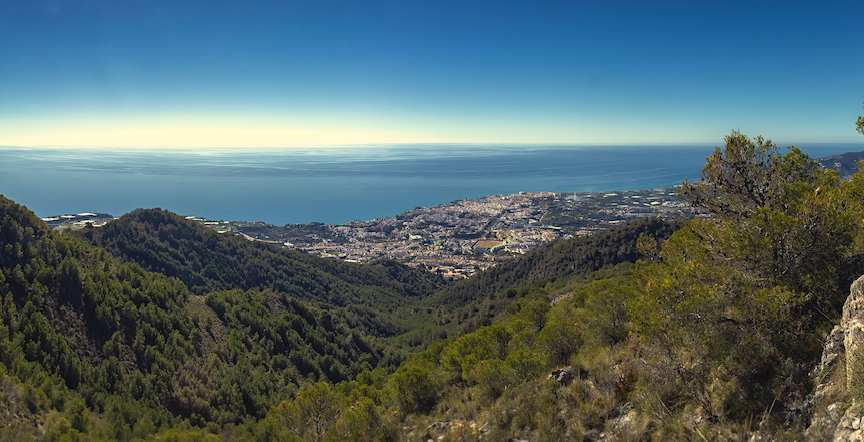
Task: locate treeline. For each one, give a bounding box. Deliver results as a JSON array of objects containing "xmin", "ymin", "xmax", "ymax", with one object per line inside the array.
[{"xmin": 78, "ymin": 207, "xmax": 457, "ymax": 350}]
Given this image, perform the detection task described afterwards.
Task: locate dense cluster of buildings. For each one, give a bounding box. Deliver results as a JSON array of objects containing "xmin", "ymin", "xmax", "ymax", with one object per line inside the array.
[
  {"xmin": 295, "ymin": 193, "xmax": 563, "ymax": 278},
  {"xmin": 246, "ymin": 188, "xmax": 695, "ymax": 279}
]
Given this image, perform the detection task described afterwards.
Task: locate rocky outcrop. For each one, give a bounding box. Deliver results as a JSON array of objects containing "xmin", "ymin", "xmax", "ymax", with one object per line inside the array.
[
  {"xmin": 813, "ymin": 325, "xmax": 845, "ymax": 380},
  {"xmin": 549, "ymin": 366, "xmax": 579, "ymax": 386},
  {"xmin": 831, "ymin": 411, "xmax": 864, "ymax": 442},
  {"xmin": 846, "ymin": 276, "xmax": 864, "ymax": 391},
  {"xmin": 806, "ymin": 275, "xmax": 864, "ymax": 441}
]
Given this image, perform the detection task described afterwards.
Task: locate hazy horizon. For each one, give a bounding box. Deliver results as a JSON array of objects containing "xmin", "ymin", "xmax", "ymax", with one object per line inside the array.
[
  {"xmin": 2, "ymin": 140, "xmax": 862, "ymax": 154},
  {"xmin": 3, "ymin": 143, "xmax": 860, "ymax": 225},
  {"xmin": 2, "ymin": 1, "xmax": 863, "ymax": 149}
]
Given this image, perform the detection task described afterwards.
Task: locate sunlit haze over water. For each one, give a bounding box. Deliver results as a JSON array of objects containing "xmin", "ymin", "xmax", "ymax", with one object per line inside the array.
[{"xmin": 1, "ymin": 144, "xmax": 857, "ymax": 224}]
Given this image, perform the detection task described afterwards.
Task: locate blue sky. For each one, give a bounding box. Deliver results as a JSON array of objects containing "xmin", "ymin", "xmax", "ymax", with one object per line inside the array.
[{"xmin": 1, "ymin": 0, "xmax": 862, "ymax": 148}]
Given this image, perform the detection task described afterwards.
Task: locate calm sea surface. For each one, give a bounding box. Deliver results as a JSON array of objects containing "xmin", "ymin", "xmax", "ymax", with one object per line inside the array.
[{"xmin": 1, "ymin": 144, "xmax": 857, "ymax": 225}]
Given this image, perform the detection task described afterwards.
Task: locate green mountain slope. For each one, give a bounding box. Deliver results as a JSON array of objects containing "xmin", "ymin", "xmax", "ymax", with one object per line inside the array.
[
  {"xmin": 78, "ymin": 208, "xmax": 445, "ymax": 306},
  {"xmin": 0, "ymin": 195, "xmax": 197, "ymax": 436},
  {"xmin": 390, "ymin": 217, "xmax": 681, "ymax": 346},
  {"xmin": 0, "ymin": 196, "xmax": 440, "ymax": 439},
  {"xmin": 78, "ymin": 208, "xmax": 679, "ymax": 353},
  {"xmin": 0, "ymin": 190, "xmax": 682, "ymax": 440}
]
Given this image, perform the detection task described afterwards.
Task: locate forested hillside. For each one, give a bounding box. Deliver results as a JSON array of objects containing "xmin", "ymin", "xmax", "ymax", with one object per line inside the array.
[
  {"xmin": 0, "ymin": 185, "xmax": 668, "ymax": 440},
  {"xmin": 77, "ymin": 207, "xmax": 677, "ymax": 352},
  {"xmin": 0, "ymin": 198, "xmax": 449, "ymax": 439},
  {"xmin": 393, "ymin": 217, "xmax": 681, "ymax": 347},
  {"xmin": 0, "ymin": 193, "xmax": 674, "ymax": 440},
  {"xmin": 78, "ymin": 208, "xmax": 443, "ymax": 305},
  {"xmin": 0, "ymin": 195, "xmax": 199, "ymax": 438}
]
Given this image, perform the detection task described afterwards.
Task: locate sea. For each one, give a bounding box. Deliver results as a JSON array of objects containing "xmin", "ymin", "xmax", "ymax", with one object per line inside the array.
[{"xmin": 1, "ymin": 144, "xmax": 858, "ymax": 225}]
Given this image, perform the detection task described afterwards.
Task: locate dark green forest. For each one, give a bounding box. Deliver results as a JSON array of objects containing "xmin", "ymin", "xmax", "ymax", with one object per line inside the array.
[{"xmin": 2, "ymin": 122, "xmax": 864, "ymax": 440}]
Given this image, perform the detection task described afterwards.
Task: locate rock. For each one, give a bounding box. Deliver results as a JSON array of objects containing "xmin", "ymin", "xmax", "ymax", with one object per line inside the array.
[
  {"xmin": 813, "ymin": 325, "xmax": 845, "ymax": 379},
  {"xmin": 831, "ymin": 275, "xmax": 864, "ymax": 441},
  {"xmin": 833, "ymin": 407, "xmax": 864, "ymax": 441},
  {"xmin": 600, "ymin": 406, "xmax": 639, "ymax": 440},
  {"xmin": 549, "ymin": 366, "xmax": 578, "ymax": 386},
  {"xmin": 807, "ymin": 275, "xmax": 864, "ymax": 441},
  {"xmin": 844, "ymin": 275, "xmax": 864, "ymax": 391},
  {"xmin": 426, "ymin": 421, "xmax": 449, "ymax": 436},
  {"xmin": 551, "ymin": 292, "xmax": 574, "ymax": 306},
  {"xmin": 800, "ymin": 324, "xmax": 846, "ymax": 434}
]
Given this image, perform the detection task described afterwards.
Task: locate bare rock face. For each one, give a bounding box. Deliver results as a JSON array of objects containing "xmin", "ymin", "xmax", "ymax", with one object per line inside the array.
[
  {"xmin": 832, "ymin": 411, "xmax": 864, "ymax": 442},
  {"xmin": 813, "ymin": 325, "xmax": 845, "ymax": 380},
  {"xmin": 844, "ymin": 275, "xmax": 864, "ymax": 391},
  {"xmin": 803, "ymin": 325, "xmax": 844, "ymax": 438},
  {"xmin": 805, "ymin": 275, "xmax": 864, "ymax": 440},
  {"xmin": 829, "ymin": 275, "xmax": 864, "ymax": 442}
]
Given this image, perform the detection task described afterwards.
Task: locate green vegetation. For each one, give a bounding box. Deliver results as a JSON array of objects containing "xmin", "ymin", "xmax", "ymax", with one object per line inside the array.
[
  {"xmin": 2, "ymin": 114, "xmax": 864, "ymax": 440},
  {"xmin": 0, "ymin": 191, "xmax": 670, "ymax": 440},
  {"xmin": 0, "ymin": 198, "xmax": 449, "ymax": 439},
  {"xmin": 401, "ymin": 216, "xmax": 679, "ymax": 343},
  {"xmin": 857, "ymin": 102, "xmax": 864, "ymax": 136},
  {"xmin": 262, "ymin": 128, "xmax": 864, "ymax": 440},
  {"xmin": 0, "ymin": 195, "xmax": 197, "ymax": 439},
  {"xmin": 79, "ymin": 208, "xmax": 441, "ymax": 304}
]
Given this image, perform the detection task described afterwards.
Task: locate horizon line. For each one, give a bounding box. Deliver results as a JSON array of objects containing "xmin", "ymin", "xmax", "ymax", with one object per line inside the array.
[{"xmin": 2, "ymin": 140, "xmax": 862, "ymax": 151}]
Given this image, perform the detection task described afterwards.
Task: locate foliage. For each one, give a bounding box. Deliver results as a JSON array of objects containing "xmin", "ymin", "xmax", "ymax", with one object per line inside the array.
[
  {"xmin": 680, "ymin": 132, "xmax": 856, "ymax": 314},
  {"xmin": 403, "ymin": 217, "xmax": 681, "ymax": 345},
  {"xmin": 0, "ymin": 192, "xmax": 687, "ymax": 440},
  {"xmin": 292, "ymin": 128, "xmax": 864, "ymax": 440},
  {"xmin": 0, "ymin": 195, "xmax": 198, "ymax": 439},
  {"xmin": 0, "ymin": 196, "xmax": 430, "ymax": 439},
  {"xmin": 390, "ymin": 364, "xmax": 440, "ymax": 415},
  {"xmin": 274, "ymin": 382, "xmax": 343, "ymax": 441},
  {"xmin": 78, "ymin": 208, "xmax": 444, "ymax": 305},
  {"xmin": 857, "ymin": 103, "xmax": 864, "ymax": 136},
  {"xmin": 631, "ymin": 222, "xmax": 809, "ymax": 419}
]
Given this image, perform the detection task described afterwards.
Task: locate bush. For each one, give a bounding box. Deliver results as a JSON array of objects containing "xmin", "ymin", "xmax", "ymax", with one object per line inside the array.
[{"xmin": 390, "ymin": 365, "xmax": 440, "ymax": 414}]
